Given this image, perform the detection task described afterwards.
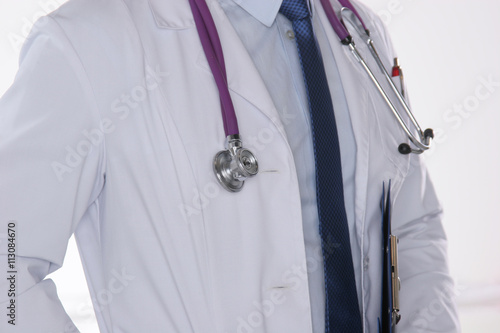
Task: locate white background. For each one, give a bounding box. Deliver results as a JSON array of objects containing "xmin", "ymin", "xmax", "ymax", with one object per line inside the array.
[{"xmin": 1, "ymin": 0, "xmax": 499, "ymax": 331}]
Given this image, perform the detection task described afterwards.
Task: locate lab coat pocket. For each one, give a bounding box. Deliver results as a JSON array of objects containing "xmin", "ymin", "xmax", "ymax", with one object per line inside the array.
[{"xmin": 366, "ymin": 83, "xmax": 411, "ymax": 181}]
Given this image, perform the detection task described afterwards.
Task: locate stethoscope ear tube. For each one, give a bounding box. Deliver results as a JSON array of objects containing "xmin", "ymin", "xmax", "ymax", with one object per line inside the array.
[
  {"xmin": 193, "ymin": 0, "xmax": 434, "ymax": 193},
  {"xmin": 321, "ymin": 0, "xmax": 434, "ymax": 156},
  {"xmin": 399, "ymin": 129, "xmax": 434, "ymax": 155}
]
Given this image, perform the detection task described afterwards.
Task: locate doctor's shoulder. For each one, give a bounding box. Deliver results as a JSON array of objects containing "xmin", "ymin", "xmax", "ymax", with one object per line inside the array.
[
  {"xmin": 348, "ymin": 0, "xmax": 398, "ymax": 60},
  {"xmin": 19, "ymin": 0, "xmax": 151, "ymax": 118}
]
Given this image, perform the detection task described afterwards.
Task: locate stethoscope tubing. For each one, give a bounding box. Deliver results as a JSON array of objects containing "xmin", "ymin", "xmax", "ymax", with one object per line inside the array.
[
  {"xmin": 321, "ymin": 0, "xmax": 433, "ymax": 153},
  {"xmin": 189, "ymin": 0, "xmax": 434, "ymax": 191},
  {"xmin": 188, "ymin": 0, "xmax": 239, "ymax": 136}
]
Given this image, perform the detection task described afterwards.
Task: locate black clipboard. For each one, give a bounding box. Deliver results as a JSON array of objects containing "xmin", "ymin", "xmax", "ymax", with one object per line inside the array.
[{"xmin": 378, "ymin": 181, "xmax": 401, "ymax": 333}]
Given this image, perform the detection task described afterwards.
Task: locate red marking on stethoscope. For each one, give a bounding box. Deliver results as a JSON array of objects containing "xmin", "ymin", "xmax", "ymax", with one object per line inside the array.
[
  {"xmin": 392, "ymin": 66, "xmax": 400, "ymax": 77},
  {"xmin": 190, "ymin": 0, "xmax": 435, "ymax": 193}
]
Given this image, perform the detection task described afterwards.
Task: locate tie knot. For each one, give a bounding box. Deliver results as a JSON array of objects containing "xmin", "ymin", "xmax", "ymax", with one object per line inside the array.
[{"xmin": 279, "ymin": 0, "xmax": 310, "ymax": 22}]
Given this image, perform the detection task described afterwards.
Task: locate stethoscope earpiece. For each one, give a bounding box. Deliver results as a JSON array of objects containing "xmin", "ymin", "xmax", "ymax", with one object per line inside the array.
[
  {"xmin": 334, "ymin": 2, "xmax": 434, "ymax": 156},
  {"xmin": 398, "ymin": 143, "xmax": 412, "ymax": 155},
  {"xmin": 424, "ymin": 128, "xmax": 434, "ymax": 141},
  {"xmin": 191, "ymin": 0, "xmax": 435, "ymax": 191},
  {"xmin": 398, "ymin": 128, "xmax": 434, "ymax": 155}
]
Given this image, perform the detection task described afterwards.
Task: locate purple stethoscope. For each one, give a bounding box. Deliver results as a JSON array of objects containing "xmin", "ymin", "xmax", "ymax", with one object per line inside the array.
[{"xmin": 188, "ymin": 0, "xmax": 434, "ymax": 193}]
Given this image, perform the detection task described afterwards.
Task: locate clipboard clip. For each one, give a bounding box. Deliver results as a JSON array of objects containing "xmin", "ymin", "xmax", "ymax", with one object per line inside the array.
[{"xmin": 390, "ymin": 235, "xmax": 402, "ymax": 325}]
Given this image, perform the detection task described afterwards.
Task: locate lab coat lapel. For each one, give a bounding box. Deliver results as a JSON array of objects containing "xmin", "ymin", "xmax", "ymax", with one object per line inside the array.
[
  {"xmin": 147, "ymin": 0, "xmax": 289, "ymax": 141},
  {"xmin": 315, "ymin": 1, "xmax": 371, "ymax": 233},
  {"xmin": 315, "ymin": 0, "xmax": 411, "ymax": 219},
  {"xmin": 208, "ymin": 0, "xmax": 289, "ymax": 138}
]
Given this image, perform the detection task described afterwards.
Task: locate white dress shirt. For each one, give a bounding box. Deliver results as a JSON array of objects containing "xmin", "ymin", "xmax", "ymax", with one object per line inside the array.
[{"xmin": 218, "ymin": 1, "xmax": 360, "ymax": 332}]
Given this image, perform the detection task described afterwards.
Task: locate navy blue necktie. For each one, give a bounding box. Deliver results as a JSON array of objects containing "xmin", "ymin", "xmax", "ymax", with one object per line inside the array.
[{"xmin": 279, "ymin": 1, "xmax": 362, "ymax": 332}]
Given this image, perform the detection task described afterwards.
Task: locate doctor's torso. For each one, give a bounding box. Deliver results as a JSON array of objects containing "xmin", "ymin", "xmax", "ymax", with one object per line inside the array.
[{"xmin": 0, "ymin": 0, "xmax": 460, "ymax": 332}]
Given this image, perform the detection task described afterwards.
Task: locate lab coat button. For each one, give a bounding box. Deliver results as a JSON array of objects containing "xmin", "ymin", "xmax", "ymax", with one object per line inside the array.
[{"xmin": 363, "ymin": 256, "xmax": 369, "ymax": 271}]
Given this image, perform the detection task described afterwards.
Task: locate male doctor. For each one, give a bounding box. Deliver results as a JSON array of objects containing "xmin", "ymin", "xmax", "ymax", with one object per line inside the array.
[{"xmin": 0, "ymin": 0, "xmax": 460, "ymax": 332}]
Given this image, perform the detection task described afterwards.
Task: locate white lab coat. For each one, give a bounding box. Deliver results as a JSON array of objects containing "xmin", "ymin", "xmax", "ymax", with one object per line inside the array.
[{"xmin": 0, "ymin": 0, "xmax": 460, "ymax": 332}]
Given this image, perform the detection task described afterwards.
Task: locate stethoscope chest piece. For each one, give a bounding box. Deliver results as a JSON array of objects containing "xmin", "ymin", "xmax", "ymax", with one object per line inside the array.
[{"xmin": 213, "ymin": 134, "xmax": 258, "ymax": 192}]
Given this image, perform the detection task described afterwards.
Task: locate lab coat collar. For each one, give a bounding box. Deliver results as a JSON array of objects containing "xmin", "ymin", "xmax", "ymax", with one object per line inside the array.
[
  {"xmin": 147, "ymin": 0, "xmax": 195, "ymax": 29},
  {"xmin": 146, "ymin": 0, "xmax": 314, "ymax": 29},
  {"xmin": 147, "ymin": 0, "xmax": 284, "ymax": 28},
  {"xmin": 147, "ymin": 0, "xmax": 289, "ymax": 138}
]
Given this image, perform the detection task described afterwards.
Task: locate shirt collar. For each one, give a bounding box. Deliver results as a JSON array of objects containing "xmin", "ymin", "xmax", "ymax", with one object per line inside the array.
[
  {"xmin": 231, "ymin": 0, "xmax": 314, "ymax": 27},
  {"xmin": 231, "ymin": 0, "xmax": 283, "ymax": 27}
]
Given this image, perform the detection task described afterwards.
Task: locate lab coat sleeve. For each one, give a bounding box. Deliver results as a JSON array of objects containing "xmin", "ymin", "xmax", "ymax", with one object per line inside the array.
[
  {"xmin": 350, "ymin": 2, "xmax": 461, "ymax": 331},
  {"xmin": 391, "ymin": 156, "xmax": 460, "ymax": 333},
  {"xmin": 0, "ymin": 16, "xmax": 105, "ymax": 332}
]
